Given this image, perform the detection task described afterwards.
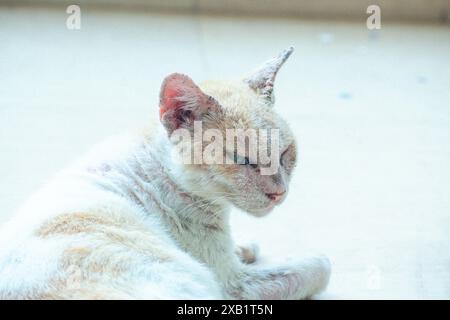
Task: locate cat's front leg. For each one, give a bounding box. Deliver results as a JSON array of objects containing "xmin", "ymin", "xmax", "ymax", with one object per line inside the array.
[{"xmin": 228, "ymin": 255, "xmax": 331, "ymax": 300}]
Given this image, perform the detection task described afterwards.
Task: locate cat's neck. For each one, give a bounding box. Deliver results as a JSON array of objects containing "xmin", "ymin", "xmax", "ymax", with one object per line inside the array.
[
  {"xmin": 106, "ymin": 127, "xmax": 231, "ymax": 226},
  {"xmin": 82, "ymin": 127, "xmax": 238, "ymax": 276}
]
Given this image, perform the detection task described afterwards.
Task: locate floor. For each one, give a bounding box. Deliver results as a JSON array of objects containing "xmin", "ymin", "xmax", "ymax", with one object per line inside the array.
[{"xmin": 0, "ymin": 5, "xmax": 449, "ymax": 299}]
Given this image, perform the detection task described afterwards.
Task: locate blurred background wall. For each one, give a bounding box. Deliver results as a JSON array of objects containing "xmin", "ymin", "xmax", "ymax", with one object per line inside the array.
[{"xmin": 2, "ymin": 0, "xmax": 450, "ymax": 23}]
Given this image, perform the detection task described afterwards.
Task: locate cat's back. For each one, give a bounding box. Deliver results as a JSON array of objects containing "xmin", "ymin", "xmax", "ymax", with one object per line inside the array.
[
  {"xmin": 0, "ymin": 133, "xmax": 144, "ymax": 242},
  {"xmin": 0, "ymin": 168, "xmax": 148, "ymax": 298}
]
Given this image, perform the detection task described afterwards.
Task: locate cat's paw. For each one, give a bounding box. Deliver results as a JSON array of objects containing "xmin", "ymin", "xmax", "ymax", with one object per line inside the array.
[
  {"xmin": 311, "ymin": 254, "xmax": 332, "ymax": 294},
  {"xmin": 296, "ymin": 254, "xmax": 332, "ymax": 298},
  {"xmin": 280, "ymin": 254, "xmax": 332, "ymax": 299},
  {"xmin": 236, "ymin": 243, "xmax": 260, "ymax": 264}
]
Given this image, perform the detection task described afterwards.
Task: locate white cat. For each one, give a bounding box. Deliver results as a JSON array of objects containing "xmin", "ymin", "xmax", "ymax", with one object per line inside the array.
[{"xmin": 0, "ymin": 47, "xmax": 330, "ymax": 299}]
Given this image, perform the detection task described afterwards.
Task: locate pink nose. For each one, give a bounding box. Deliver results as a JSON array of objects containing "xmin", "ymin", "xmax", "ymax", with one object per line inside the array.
[{"xmin": 266, "ymin": 192, "xmax": 285, "ymax": 203}]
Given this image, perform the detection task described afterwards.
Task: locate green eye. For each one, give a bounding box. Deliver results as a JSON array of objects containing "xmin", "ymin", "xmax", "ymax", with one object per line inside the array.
[
  {"xmin": 248, "ymin": 160, "xmax": 258, "ymax": 169},
  {"xmin": 233, "ymin": 152, "xmax": 257, "ymax": 168}
]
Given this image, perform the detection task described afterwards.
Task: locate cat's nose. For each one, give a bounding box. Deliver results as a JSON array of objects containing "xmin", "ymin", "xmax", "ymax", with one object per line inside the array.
[{"xmin": 266, "ymin": 192, "xmax": 285, "ymax": 203}]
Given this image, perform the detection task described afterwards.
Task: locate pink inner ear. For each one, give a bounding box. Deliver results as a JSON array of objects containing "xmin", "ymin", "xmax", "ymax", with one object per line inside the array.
[
  {"xmin": 159, "ymin": 73, "xmax": 201, "ymax": 120},
  {"xmin": 159, "ymin": 86, "xmax": 181, "ymax": 119}
]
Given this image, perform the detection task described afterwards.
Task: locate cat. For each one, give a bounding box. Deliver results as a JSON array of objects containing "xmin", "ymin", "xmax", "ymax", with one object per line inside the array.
[{"xmin": 0, "ymin": 47, "xmax": 330, "ymax": 299}]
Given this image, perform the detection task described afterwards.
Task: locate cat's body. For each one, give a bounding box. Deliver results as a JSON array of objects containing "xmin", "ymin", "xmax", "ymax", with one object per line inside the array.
[{"xmin": 0, "ymin": 48, "xmax": 331, "ymax": 299}]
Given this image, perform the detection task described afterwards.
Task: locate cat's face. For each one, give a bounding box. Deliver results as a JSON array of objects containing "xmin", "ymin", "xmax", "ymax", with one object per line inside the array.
[{"xmin": 159, "ymin": 48, "xmax": 297, "ymax": 216}]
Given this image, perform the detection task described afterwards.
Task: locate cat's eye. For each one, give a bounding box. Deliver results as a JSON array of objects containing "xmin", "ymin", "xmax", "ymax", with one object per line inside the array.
[
  {"xmin": 234, "ymin": 152, "xmax": 258, "ymax": 169},
  {"xmin": 243, "ymin": 157, "xmax": 258, "ymax": 169}
]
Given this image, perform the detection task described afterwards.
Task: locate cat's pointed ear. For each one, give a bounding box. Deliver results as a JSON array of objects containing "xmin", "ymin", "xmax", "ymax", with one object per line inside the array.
[
  {"xmin": 244, "ymin": 46, "xmax": 294, "ymax": 104},
  {"xmin": 159, "ymin": 73, "xmax": 217, "ymax": 133}
]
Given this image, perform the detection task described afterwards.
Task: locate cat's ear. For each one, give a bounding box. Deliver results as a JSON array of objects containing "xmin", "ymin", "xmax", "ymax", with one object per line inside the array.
[
  {"xmin": 244, "ymin": 46, "xmax": 294, "ymax": 104},
  {"xmin": 159, "ymin": 73, "xmax": 218, "ymax": 133}
]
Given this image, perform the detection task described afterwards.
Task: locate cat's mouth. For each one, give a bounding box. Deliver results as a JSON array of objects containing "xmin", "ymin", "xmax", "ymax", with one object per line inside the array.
[
  {"xmin": 247, "ymin": 194, "xmax": 286, "ymax": 216},
  {"xmin": 247, "ymin": 203, "xmax": 276, "ymax": 216}
]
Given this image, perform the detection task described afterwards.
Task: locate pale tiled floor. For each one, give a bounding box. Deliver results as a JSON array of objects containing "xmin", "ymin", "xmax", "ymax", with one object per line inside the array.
[{"xmin": 1, "ymin": 5, "xmax": 450, "ymax": 299}]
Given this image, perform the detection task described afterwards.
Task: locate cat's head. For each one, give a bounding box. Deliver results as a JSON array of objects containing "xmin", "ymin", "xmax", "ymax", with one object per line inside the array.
[{"xmin": 159, "ymin": 47, "xmax": 297, "ymax": 216}]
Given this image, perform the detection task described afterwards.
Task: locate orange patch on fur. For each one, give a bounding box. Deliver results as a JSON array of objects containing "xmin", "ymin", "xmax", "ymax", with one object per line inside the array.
[{"xmin": 37, "ymin": 212, "xmax": 117, "ymax": 237}]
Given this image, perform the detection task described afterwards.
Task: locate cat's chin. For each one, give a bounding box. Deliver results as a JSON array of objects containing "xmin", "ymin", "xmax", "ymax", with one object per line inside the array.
[{"xmin": 245, "ymin": 203, "xmax": 276, "ymax": 217}]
